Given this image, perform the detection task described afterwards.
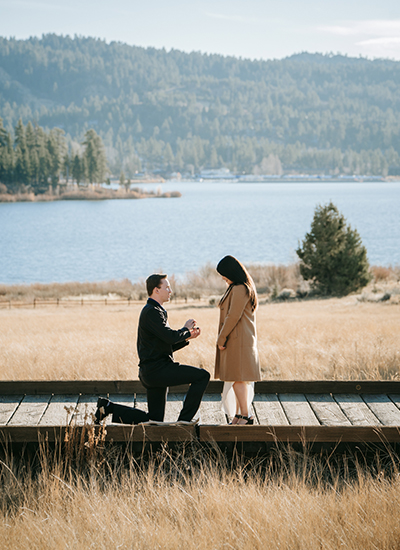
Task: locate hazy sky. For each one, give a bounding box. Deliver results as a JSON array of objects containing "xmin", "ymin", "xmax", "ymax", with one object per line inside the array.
[{"xmin": 1, "ymin": 0, "xmax": 400, "ymax": 61}]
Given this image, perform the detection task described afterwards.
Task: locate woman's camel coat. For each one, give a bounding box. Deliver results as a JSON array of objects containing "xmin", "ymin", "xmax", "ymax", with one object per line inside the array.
[{"xmin": 214, "ymin": 284, "xmax": 261, "ymax": 382}]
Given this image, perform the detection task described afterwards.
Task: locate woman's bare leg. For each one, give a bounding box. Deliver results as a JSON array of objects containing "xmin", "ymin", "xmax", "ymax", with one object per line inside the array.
[
  {"xmin": 229, "ymin": 392, "xmax": 241, "ymax": 424},
  {"xmin": 233, "ymin": 381, "xmax": 249, "ymax": 419}
]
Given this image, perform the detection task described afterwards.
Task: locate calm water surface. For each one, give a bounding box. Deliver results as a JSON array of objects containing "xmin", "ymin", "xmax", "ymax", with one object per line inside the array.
[{"xmin": 0, "ymin": 181, "xmax": 399, "ymax": 284}]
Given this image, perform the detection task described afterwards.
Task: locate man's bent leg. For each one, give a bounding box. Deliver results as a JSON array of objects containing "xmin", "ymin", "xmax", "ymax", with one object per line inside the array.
[
  {"xmin": 146, "ymin": 386, "xmax": 168, "ymax": 421},
  {"xmin": 176, "ymin": 366, "xmax": 210, "ymax": 421},
  {"xmin": 140, "ymin": 363, "xmax": 210, "ymax": 422},
  {"xmin": 150, "ymin": 363, "xmax": 210, "ymax": 422}
]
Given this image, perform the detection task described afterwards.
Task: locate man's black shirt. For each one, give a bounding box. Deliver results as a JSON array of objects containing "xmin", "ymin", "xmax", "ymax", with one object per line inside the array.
[{"xmin": 137, "ymin": 298, "xmax": 190, "ymax": 366}]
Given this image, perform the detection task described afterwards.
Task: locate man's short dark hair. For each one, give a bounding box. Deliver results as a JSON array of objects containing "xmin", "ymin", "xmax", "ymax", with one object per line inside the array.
[{"xmin": 146, "ymin": 274, "xmax": 167, "ymax": 296}]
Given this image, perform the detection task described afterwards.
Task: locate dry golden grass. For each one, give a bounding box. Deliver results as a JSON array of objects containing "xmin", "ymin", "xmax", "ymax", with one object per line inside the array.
[
  {"xmin": 0, "ymin": 296, "xmax": 399, "ymax": 380},
  {"xmin": 2, "ymin": 282, "xmax": 400, "ymax": 548},
  {"xmin": 0, "ymin": 279, "xmax": 145, "ymax": 302},
  {"xmin": 0, "ymin": 186, "xmax": 180, "ymax": 203},
  {"xmin": 1, "ymin": 442, "xmax": 400, "ymax": 549},
  {"xmin": 1, "ymin": 263, "xmax": 398, "ymax": 303}
]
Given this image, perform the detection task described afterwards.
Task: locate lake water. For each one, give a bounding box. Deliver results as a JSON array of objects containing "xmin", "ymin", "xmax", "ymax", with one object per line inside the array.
[{"xmin": 0, "ymin": 181, "xmax": 399, "ymax": 284}]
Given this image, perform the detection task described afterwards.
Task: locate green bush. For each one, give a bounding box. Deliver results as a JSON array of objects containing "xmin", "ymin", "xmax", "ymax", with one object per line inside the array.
[{"xmin": 296, "ymin": 201, "xmax": 371, "ymax": 296}]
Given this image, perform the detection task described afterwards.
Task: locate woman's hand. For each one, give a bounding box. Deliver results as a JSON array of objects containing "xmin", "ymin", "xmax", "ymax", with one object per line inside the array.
[{"xmin": 218, "ymin": 345, "xmax": 226, "ymax": 351}]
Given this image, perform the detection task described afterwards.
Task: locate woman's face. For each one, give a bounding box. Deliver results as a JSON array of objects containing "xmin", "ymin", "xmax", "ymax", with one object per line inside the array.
[{"xmin": 221, "ymin": 276, "xmax": 233, "ymax": 285}]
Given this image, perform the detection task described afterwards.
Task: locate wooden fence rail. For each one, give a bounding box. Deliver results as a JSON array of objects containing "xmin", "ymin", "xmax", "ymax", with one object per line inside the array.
[
  {"xmin": 0, "ymin": 298, "xmax": 141, "ymax": 309},
  {"xmin": 0, "ymin": 296, "xmax": 199, "ymax": 309}
]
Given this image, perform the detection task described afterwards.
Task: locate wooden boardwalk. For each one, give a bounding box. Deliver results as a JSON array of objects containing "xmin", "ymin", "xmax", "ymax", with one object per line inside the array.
[{"xmin": 1, "ymin": 380, "xmax": 400, "ymax": 446}]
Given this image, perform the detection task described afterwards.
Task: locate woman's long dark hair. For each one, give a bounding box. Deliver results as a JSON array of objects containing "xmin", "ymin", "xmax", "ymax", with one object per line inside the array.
[{"xmin": 216, "ymin": 255, "xmax": 258, "ymax": 311}]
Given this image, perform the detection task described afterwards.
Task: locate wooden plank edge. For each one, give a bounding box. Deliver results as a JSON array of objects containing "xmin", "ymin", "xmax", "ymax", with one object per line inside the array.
[
  {"xmin": 2, "ymin": 424, "xmax": 400, "ymax": 445},
  {"xmin": 198, "ymin": 425, "xmax": 400, "ymax": 443},
  {"xmin": 0, "ymin": 380, "xmax": 221, "ymax": 395},
  {"xmin": 255, "ymin": 381, "xmax": 400, "ymax": 394},
  {"xmin": 2, "ymin": 380, "xmax": 400, "ymax": 395},
  {"xmin": 0, "ymin": 424, "xmax": 197, "ymax": 443}
]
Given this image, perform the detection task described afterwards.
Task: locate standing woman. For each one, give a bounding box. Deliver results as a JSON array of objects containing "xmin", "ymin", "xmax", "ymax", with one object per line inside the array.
[{"xmin": 215, "ymin": 255, "xmax": 261, "ymax": 425}]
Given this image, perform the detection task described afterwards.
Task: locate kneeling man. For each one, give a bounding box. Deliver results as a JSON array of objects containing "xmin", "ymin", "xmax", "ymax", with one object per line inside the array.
[{"xmin": 95, "ymin": 274, "xmax": 210, "ymax": 424}]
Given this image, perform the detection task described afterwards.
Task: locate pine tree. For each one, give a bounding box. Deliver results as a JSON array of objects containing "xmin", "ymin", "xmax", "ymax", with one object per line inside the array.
[
  {"xmin": 62, "ymin": 152, "xmax": 71, "ymax": 183},
  {"xmin": 26, "ymin": 122, "xmax": 39, "ymax": 188},
  {"xmin": 47, "ymin": 130, "xmax": 62, "ymax": 187},
  {"xmin": 0, "ymin": 117, "xmax": 10, "ymax": 186},
  {"xmin": 2, "ymin": 133, "xmax": 15, "ymax": 189},
  {"xmin": 296, "ymin": 201, "xmax": 371, "ymax": 296},
  {"xmin": 83, "ymin": 129, "xmax": 107, "ymax": 184},
  {"xmin": 35, "ymin": 127, "xmax": 51, "ymax": 192},
  {"xmin": 14, "ymin": 119, "xmax": 31, "ymax": 186},
  {"xmin": 72, "ymin": 153, "xmax": 85, "ymax": 184}
]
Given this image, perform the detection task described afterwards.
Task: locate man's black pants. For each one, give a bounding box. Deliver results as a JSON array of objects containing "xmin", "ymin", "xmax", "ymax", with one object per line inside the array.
[
  {"xmin": 139, "ymin": 361, "xmax": 210, "ymax": 422},
  {"xmin": 111, "ymin": 403, "xmax": 149, "ymax": 425}
]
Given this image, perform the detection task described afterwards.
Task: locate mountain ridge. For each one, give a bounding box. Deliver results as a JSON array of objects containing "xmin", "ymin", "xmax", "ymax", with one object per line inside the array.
[{"xmin": 0, "ymin": 34, "xmax": 399, "ymax": 176}]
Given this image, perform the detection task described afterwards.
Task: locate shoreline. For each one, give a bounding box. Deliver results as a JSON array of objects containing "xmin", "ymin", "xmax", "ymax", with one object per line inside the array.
[
  {"xmin": 0, "ymin": 186, "xmax": 181, "ymax": 203},
  {"xmin": 1, "ymin": 175, "xmax": 399, "ymax": 203}
]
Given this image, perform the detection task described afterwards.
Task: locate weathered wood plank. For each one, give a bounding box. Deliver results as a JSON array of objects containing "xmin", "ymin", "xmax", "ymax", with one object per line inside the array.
[
  {"xmin": 363, "ymin": 395, "xmax": 400, "ymax": 426},
  {"xmin": 333, "ymin": 394, "xmax": 381, "ymax": 426},
  {"xmin": 198, "ymin": 394, "xmax": 226, "ymax": 425},
  {"xmin": 108, "ymin": 394, "xmax": 135, "ymax": 406},
  {"xmin": 0, "ymin": 381, "xmax": 148, "ymax": 396},
  {"xmin": 71, "ymin": 395, "xmax": 98, "ymax": 425},
  {"xmin": 255, "ymin": 381, "xmax": 400, "ymax": 395},
  {"xmin": 0, "ymin": 395, "xmax": 23, "ymax": 425},
  {"xmin": 39, "ymin": 395, "xmax": 79, "ymax": 426},
  {"xmin": 3, "ymin": 380, "xmax": 400, "ymax": 396},
  {"xmin": 278, "ymin": 394, "xmax": 320, "ymax": 426},
  {"xmin": 7, "ymin": 395, "xmax": 52, "ymax": 426},
  {"xmin": 108, "ymin": 423, "xmax": 197, "ymax": 442},
  {"xmin": 134, "ymin": 393, "xmax": 149, "ymax": 412},
  {"xmin": 253, "ymin": 394, "xmax": 289, "ymax": 426},
  {"xmin": 199, "ymin": 425, "xmax": 400, "ymax": 443},
  {"xmin": 306, "ymin": 394, "xmax": 352, "ymax": 426},
  {"xmin": 388, "ymin": 395, "xmax": 400, "ymax": 412},
  {"xmin": 2, "ymin": 423, "xmax": 400, "ymax": 444},
  {"xmin": 0, "ymin": 424, "xmax": 197, "ymax": 443}
]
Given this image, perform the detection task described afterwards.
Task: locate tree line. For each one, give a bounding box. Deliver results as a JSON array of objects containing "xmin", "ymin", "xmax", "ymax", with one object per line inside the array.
[
  {"xmin": 1, "ymin": 35, "xmax": 400, "ymax": 176},
  {"xmin": 0, "ymin": 118, "xmax": 107, "ymax": 193},
  {"xmin": 1, "ymin": 117, "xmax": 398, "ymax": 193}
]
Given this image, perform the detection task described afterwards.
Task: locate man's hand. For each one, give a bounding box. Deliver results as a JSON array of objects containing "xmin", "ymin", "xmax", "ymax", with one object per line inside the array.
[
  {"xmin": 218, "ymin": 345, "xmax": 226, "ymax": 351},
  {"xmin": 184, "ymin": 318, "xmax": 197, "ymax": 330},
  {"xmin": 188, "ymin": 327, "xmax": 201, "ymax": 339}
]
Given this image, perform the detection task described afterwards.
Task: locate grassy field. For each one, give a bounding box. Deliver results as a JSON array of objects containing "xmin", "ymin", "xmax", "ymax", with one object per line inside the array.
[
  {"xmin": 1, "ymin": 291, "xmax": 400, "ymax": 548},
  {"xmin": 1, "ymin": 442, "xmax": 400, "ymax": 549},
  {"xmin": 0, "ymin": 295, "xmax": 399, "ymax": 380}
]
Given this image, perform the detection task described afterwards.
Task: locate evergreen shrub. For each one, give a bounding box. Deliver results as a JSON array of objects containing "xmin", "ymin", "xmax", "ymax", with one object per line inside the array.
[{"xmin": 296, "ymin": 201, "xmax": 371, "ymax": 296}]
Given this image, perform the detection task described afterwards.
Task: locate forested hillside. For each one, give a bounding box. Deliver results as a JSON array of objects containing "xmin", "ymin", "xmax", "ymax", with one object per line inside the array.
[{"xmin": 1, "ymin": 34, "xmax": 400, "ymax": 177}]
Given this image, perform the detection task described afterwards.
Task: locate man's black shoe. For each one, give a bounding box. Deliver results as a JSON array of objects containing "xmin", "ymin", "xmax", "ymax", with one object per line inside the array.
[{"xmin": 94, "ymin": 397, "xmax": 112, "ymax": 425}]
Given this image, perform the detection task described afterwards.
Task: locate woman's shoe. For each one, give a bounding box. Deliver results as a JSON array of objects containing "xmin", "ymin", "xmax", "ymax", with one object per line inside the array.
[
  {"xmin": 237, "ymin": 415, "xmax": 254, "ymax": 425},
  {"xmin": 229, "ymin": 414, "xmax": 243, "ymax": 425}
]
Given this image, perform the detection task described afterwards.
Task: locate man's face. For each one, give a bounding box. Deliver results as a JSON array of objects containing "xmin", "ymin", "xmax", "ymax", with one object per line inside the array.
[{"xmin": 156, "ymin": 278, "xmax": 172, "ymax": 304}]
